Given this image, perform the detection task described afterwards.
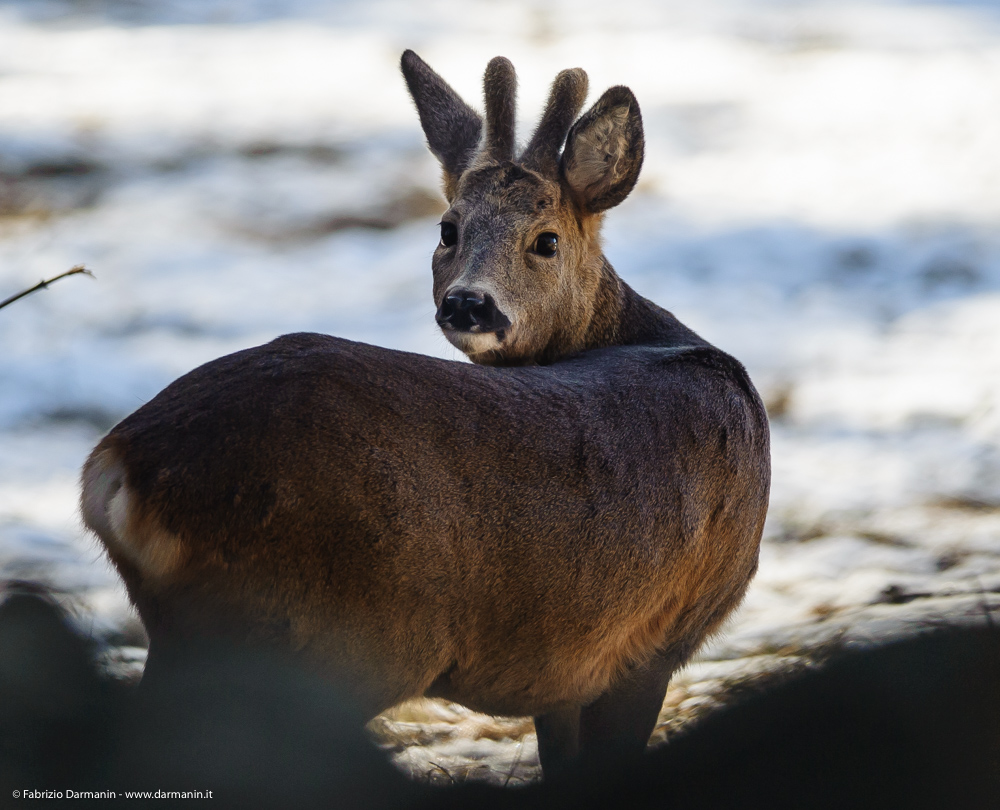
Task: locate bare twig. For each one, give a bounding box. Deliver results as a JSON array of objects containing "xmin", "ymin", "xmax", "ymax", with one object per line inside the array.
[
  {"xmin": 502, "ymin": 739, "xmax": 525, "ymax": 787},
  {"xmin": 426, "ymin": 762, "xmax": 456, "ymax": 784},
  {"xmin": 0, "ymin": 265, "xmax": 95, "ymax": 312}
]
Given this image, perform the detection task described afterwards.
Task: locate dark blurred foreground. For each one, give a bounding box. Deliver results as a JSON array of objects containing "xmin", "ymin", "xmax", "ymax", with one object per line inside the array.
[{"xmin": 1, "ymin": 584, "xmax": 997, "ymax": 810}]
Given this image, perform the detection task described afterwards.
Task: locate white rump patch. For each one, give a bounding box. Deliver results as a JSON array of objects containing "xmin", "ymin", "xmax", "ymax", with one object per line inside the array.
[
  {"xmin": 80, "ymin": 449, "xmax": 185, "ymax": 580},
  {"xmin": 107, "ymin": 485, "xmax": 130, "ymax": 545}
]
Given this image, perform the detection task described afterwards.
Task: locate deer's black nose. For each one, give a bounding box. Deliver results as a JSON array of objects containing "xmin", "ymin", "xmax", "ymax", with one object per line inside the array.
[{"xmin": 436, "ymin": 290, "xmax": 511, "ymax": 333}]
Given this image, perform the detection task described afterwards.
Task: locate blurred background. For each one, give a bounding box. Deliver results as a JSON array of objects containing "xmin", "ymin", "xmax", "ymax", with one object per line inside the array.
[{"xmin": 1, "ymin": 0, "xmax": 999, "ymax": 708}]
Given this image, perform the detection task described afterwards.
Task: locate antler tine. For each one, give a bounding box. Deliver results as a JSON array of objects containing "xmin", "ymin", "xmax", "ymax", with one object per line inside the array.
[
  {"xmin": 483, "ymin": 56, "xmax": 517, "ymax": 162},
  {"xmin": 522, "ymin": 68, "xmax": 589, "ymax": 175}
]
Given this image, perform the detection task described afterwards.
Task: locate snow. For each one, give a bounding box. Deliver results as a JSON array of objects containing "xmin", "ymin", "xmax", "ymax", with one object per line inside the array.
[{"xmin": 1, "ymin": 0, "xmax": 999, "ymax": 778}]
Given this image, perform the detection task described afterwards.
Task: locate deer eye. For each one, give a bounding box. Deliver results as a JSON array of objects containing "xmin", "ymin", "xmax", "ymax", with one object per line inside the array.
[
  {"xmin": 439, "ymin": 221, "xmax": 458, "ymax": 247},
  {"xmin": 533, "ymin": 232, "xmax": 558, "ymax": 257}
]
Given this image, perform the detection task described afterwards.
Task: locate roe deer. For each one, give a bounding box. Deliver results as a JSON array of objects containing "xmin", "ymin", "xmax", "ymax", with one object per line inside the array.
[{"xmin": 80, "ymin": 51, "xmax": 771, "ymax": 778}]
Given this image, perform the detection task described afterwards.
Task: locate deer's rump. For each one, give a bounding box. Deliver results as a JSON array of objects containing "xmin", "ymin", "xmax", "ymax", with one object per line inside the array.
[{"xmin": 86, "ymin": 332, "xmax": 769, "ymax": 716}]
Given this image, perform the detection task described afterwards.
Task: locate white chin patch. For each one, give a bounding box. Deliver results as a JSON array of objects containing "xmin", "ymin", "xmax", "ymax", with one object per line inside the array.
[{"xmin": 443, "ymin": 330, "xmax": 503, "ymax": 356}]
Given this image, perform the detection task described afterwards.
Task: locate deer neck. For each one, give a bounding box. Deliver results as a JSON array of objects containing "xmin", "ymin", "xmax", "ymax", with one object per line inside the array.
[{"xmin": 580, "ymin": 258, "xmax": 708, "ymax": 353}]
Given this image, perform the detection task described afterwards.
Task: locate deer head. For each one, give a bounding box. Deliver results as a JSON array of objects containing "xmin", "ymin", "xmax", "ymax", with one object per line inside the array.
[{"xmin": 401, "ymin": 51, "xmax": 644, "ymax": 366}]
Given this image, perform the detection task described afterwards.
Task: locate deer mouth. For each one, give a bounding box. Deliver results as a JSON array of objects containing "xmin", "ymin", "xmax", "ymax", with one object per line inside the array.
[{"xmin": 439, "ymin": 327, "xmax": 507, "ymax": 357}]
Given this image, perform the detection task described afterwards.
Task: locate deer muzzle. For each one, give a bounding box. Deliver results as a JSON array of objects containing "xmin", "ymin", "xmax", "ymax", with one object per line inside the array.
[{"xmin": 436, "ymin": 289, "xmax": 512, "ymax": 335}]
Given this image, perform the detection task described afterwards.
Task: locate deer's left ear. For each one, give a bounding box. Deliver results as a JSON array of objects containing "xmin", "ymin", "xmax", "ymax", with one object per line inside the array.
[{"xmin": 561, "ymin": 86, "xmax": 643, "ymax": 213}]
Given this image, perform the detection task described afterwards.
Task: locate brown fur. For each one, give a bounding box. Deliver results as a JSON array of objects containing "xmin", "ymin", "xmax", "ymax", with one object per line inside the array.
[{"xmin": 79, "ymin": 53, "xmax": 770, "ymax": 778}]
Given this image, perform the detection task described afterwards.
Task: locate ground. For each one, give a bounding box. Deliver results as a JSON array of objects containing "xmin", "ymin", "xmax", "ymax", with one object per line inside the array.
[{"xmin": 1, "ymin": 0, "xmax": 999, "ymax": 785}]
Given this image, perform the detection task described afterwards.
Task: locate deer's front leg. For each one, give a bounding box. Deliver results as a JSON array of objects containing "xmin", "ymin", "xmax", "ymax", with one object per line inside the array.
[
  {"xmin": 576, "ymin": 647, "xmax": 683, "ymax": 772},
  {"xmin": 533, "ymin": 647, "xmax": 681, "ymax": 780}
]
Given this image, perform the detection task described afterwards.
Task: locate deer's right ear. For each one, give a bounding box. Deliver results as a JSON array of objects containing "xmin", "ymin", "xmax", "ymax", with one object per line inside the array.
[
  {"xmin": 561, "ymin": 86, "xmax": 643, "ymax": 214},
  {"xmin": 401, "ymin": 50, "xmax": 483, "ymax": 201}
]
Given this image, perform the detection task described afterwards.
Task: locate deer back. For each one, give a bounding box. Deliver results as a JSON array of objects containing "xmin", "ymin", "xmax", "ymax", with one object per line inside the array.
[{"xmin": 83, "ymin": 332, "xmax": 768, "ymax": 716}]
